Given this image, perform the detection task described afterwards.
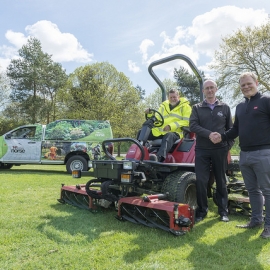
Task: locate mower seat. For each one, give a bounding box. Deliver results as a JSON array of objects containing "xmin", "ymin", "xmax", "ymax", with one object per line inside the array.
[
  {"xmin": 149, "ymin": 138, "xmax": 181, "ymax": 147},
  {"xmin": 149, "ymin": 127, "xmax": 193, "ymax": 147}
]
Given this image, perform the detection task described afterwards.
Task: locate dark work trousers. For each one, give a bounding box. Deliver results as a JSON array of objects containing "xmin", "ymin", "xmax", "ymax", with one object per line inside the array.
[
  {"xmin": 148, "ymin": 131, "xmax": 180, "ymax": 158},
  {"xmin": 195, "ymin": 147, "xmax": 229, "ymax": 217},
  {"xmin": 240, "ymin": 149, "xmax": 270, "ymax": 227}
]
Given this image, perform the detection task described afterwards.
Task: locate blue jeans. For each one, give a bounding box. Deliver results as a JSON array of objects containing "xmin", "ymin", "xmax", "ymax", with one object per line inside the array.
[{"xmin": 240, "ymin": 149, "xmax": 270, "ymax": 227}]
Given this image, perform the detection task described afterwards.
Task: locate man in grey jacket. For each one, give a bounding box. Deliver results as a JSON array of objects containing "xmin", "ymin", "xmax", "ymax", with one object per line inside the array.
[{"xmin": 190, "ymin": 79, "xmax": 233, "ymax": 223}]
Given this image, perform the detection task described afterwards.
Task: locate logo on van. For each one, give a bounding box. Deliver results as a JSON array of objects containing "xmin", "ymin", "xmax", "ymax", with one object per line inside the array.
[
  {"xmin": 11, "ymin": 145, "xmax": 25, "ymax": 153},
  {"xmin": 95, "ymin": 132, "xmax": 105, "ymax": 137}
]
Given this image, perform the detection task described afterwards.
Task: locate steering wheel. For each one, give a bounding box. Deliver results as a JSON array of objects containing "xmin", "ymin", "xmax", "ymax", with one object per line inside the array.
[{"xmin": 145, "ymin": 109, "xmax": 164, "ymax": 127}]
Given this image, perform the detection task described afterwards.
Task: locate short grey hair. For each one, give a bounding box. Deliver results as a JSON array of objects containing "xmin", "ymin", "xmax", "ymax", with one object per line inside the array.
[
  {"xmin": 168, "ymin": 88, "xmax": 179, "ymax": 95},
  {"xmin": 203, "ymin": 79, "xmax": 217, "ymax": 89}
]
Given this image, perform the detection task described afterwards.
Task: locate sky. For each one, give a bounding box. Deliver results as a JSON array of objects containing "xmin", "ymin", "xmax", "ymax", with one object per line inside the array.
[{"xmin": 0, "ymin": 0, "xmax": 270, "ymax": 98}]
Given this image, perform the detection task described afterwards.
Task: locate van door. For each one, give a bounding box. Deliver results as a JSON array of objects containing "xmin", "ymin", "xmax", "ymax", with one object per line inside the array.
[{"xmin": 3, "ymin": 126, "xmax": 42, "ymax": 162}]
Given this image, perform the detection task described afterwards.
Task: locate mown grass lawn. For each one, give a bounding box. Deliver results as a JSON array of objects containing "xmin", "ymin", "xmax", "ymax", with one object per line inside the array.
[{"xmin": 0, "ymin": 165, "xmax": 269, "ymax": 270}]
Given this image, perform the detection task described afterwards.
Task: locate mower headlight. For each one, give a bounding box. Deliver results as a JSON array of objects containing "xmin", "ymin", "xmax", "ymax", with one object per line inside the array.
[
  {"xmin": 121, "ymin": 173, "xmax": 132, "ymax": 183},
  {"xmin": 88, "ymin": 160, "xmax": 93, "ymax": 168},
  {"xmin": 123, "ymin": 161, "xmax": 133, "ymax": 170},
  {"xmin": 72, "ymin": 170, "xmax": 81, "ymax": 178}
]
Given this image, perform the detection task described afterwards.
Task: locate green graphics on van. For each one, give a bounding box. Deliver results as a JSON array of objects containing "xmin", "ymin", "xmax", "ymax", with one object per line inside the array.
[{"xmin": 0, "ymin": 119, "xmax": 113, "ymax": 173}]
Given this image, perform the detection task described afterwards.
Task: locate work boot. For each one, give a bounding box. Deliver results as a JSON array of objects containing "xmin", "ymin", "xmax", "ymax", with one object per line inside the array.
[
  {"xmin": 157, "ymin": 155, "xmax": 165, "ymax": 162},
  {"xmin": 260, "ymin": 227, "xmax": 270, "ymax": 239}
]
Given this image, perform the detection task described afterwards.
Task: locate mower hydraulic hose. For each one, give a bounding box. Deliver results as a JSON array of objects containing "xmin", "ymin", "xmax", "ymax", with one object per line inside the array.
[{"xmin": 142, "ymin": 193, "xmax": 168, "ymax": 202}]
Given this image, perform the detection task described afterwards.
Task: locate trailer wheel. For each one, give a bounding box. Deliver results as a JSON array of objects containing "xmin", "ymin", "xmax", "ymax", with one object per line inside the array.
[
  {"xmin": 161, "ymin": 171, "xmax": 197, "ymax": 208},
  {"xmin": 66, "ymin": 156, "xmax": 88, "ymax": 174}
]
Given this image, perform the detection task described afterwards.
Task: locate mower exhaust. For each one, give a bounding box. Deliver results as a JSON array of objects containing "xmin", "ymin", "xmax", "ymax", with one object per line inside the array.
[{"xmin": 116, "ymin": 195, "xmax": 195, "ymax": 236}]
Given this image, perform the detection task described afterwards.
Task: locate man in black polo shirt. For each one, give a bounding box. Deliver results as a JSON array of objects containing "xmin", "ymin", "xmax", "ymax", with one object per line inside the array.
[
  {"xmin": 190, "ymin": 79, "xmax": 233, "ymax": 223},
  {"xmin": 219, "ymin": 72, "xmax": 270, "ymax": 239}
]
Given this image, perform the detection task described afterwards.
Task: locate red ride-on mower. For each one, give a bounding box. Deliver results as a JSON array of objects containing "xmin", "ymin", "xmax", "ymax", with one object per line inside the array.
[{"xmin": 58, "ymin": 54, "xmax": 245, "ymax": 236}]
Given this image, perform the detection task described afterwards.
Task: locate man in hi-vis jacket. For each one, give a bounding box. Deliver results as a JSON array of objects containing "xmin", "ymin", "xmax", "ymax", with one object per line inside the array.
[{"xmin": 146, "ymin": 88, "xmax": 191, "ymax": 162}]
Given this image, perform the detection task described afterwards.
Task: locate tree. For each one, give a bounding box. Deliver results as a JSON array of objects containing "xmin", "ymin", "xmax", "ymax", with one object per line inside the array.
[
  {"xmin": 174, "ymin": 67, "xmax": 205, "ymax": 106},
  {"xmin": 144, "ymin": 88, "xmax": 162, "ymax": 110},
  {"xmin": 59, "ymin": 62, "xmax": 144, "ymax": 155},
  {"xmin": 210, "ymin": 22, "xmax": 270, "ymax": 107},
  {"xmin": 0, "ymin": 71, "xmax": 26, "ymax": 133},
  {"xmin": 0, "ymin": 71, "xmax": 11, "ymax": 111},
  {"xmin": 134, "ymin": 85, "xmax": 145, "ymax": 100},
  {"xmin": 6, "ymin": 37, "xmax": 68, "ymax": 124}
]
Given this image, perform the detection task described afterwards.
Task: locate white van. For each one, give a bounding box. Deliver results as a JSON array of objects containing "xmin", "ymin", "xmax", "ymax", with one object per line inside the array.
[{"xmin": 0, "ymin": 119, "xmax": 113, "ymax": 173}]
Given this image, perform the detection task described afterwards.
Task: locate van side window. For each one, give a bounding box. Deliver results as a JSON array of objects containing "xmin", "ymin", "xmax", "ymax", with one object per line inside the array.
[{"xmin": 10, "ymin": 127, "xmax": 37, "ymax": 139}]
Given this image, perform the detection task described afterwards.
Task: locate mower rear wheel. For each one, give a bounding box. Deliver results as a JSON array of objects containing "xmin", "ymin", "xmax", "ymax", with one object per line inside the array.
[
  {"xmin": 66, "ymin": 155, "xmax": 88, "ymax": 174},
  {"xmin": 161, "ymin": 171, "xmax": 197, "ymax": 208}
]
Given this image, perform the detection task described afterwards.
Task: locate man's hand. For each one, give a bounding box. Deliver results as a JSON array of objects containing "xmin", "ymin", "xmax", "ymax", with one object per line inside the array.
[
  {"xmin": 163, "ymin": 125, "xmax": 171, "ymax": 132},
  {"xmin": 209, "ymin": 132, "xmax": 221, "ymax": 144},
  {"xmin": 145, "ymin": 108, "xmax": 150, "ymax": 114}
]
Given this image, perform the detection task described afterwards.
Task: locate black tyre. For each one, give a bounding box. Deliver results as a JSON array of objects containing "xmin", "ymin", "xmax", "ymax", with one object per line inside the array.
[
  {"xmin": 66, "ymin": 155, "xmax": 88, "ymax": 174},
  {"xmin": 0, "ymin": 163, "xmax": 13, "ymax": 169},
  {"xmin": 161, "ymin": 171, "xmax": 197, "ymax": 208}
]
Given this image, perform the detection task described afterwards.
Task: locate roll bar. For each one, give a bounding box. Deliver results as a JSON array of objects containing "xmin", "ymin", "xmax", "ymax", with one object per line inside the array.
[{"xmin": 148, "ymin": 54, "xmax": 204, "ymax": 101}]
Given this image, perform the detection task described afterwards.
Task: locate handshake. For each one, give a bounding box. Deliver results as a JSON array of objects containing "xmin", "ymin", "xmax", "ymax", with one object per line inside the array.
[{"xmin": 209, "ymin": 132, "xmax": 222, "ymax": 144}]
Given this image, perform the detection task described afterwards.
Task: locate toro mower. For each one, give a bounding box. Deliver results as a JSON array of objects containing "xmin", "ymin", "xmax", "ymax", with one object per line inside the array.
[{"xmin": 58, "ymin": 54, "xmax": 253, "ymax": 236}]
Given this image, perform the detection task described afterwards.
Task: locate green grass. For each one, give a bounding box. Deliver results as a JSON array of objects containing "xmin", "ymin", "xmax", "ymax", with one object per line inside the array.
[{"xmin": 0, "ymin": 165, "xmax": 270, "ymax": 270}]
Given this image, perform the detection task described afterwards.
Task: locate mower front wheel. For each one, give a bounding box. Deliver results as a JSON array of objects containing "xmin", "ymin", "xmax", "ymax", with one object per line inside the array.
[{"xmin": 161, "ymin": 171, "xmax": 197, "ymax": 208}]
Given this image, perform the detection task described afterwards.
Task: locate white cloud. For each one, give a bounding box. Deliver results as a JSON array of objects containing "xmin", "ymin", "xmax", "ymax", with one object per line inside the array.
[
  {"xmin": 160, "ymin": 26, "xmax": 188, "ymax": 49},
  {"xmin": 135, "ymin": 6, "xmax": 269, "ymax": 81},
  {"xmin": 188, "ymin": 6, "xmax": 268, "ymax": 57},
  {"xmin": 25, "ymin": 20, "xmax": 93, "ymax": 63},
  {"xmin": 0, "ymin": 44, "xmax": 20, "ymax": 71},
  {"xmin": 139, "ymin": 32, "xmax": 199, "ymax": 79},
  {"xmin": 139, "ymin": 39, "xmax": 154, "ymax": 62},
  {"xmin": 128, "ymin": 60, "xmax": 141, "ymax": 73},
  {"xmin": 0, "ymin": 20, "xmax": 93, "ymax": 70},
  {"xmin": 5, "ymin": 30, "xmax": 28, "ymax": 48}
]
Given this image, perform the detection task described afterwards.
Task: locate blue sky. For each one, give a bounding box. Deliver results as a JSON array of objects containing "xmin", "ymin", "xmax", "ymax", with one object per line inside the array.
[{"xmin": 1, "ymin": 0, "xmax": 270, "ymax": 97}]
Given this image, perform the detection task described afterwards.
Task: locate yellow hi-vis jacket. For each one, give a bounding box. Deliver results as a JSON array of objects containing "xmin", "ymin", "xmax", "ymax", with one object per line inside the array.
[{"xmin": 151, "ymin": 97, "xmax": 191, "ymax": 138}]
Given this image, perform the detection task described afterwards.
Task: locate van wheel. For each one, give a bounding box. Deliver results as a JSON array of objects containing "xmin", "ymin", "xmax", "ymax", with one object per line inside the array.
[
  {"xmin": 0, "ymin": 163, "xmax": 13, "ymax": 169},
  {"xmin": 161, "ymin": 171, "xmax": 197, "ymax": 208},
  {"xmin": 66, "ymin": 156, "xmax": 88, "ymax": 174}
]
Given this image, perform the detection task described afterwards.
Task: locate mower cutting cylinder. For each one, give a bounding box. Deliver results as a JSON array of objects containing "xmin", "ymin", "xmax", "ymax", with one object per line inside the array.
[
  {"xmin": 58, "ymin": 184, "xmax": 103, "ymax": 212},
  {"xmin": 116, "ymin": 195, "xmax": 195, "ymax": 236}
]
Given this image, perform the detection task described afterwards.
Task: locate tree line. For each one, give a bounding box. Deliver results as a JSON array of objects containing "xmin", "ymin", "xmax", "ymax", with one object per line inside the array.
[{"xmin": 0, "ymin": 22, "xmax": 270, "ymax": 143}]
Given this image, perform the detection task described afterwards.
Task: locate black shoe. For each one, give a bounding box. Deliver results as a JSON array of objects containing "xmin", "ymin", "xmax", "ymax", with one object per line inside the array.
[
  {"xmin": 220, "ymin": 215, "xmax": 229, "ymax": 222},
  {"xmin": 260, "ymin": 227, "xmax": 270, "ymax": 238},
  {"xmin": 157, "ymin": 155, "xmax": 165, "ymax": 162},
  {"xmin": 195, "ymin": 216, "xmax": 204, "ymax": 224},
  {"xmin": 236, "ymin": 221, "xmax": 263, "ymax": 229}
]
